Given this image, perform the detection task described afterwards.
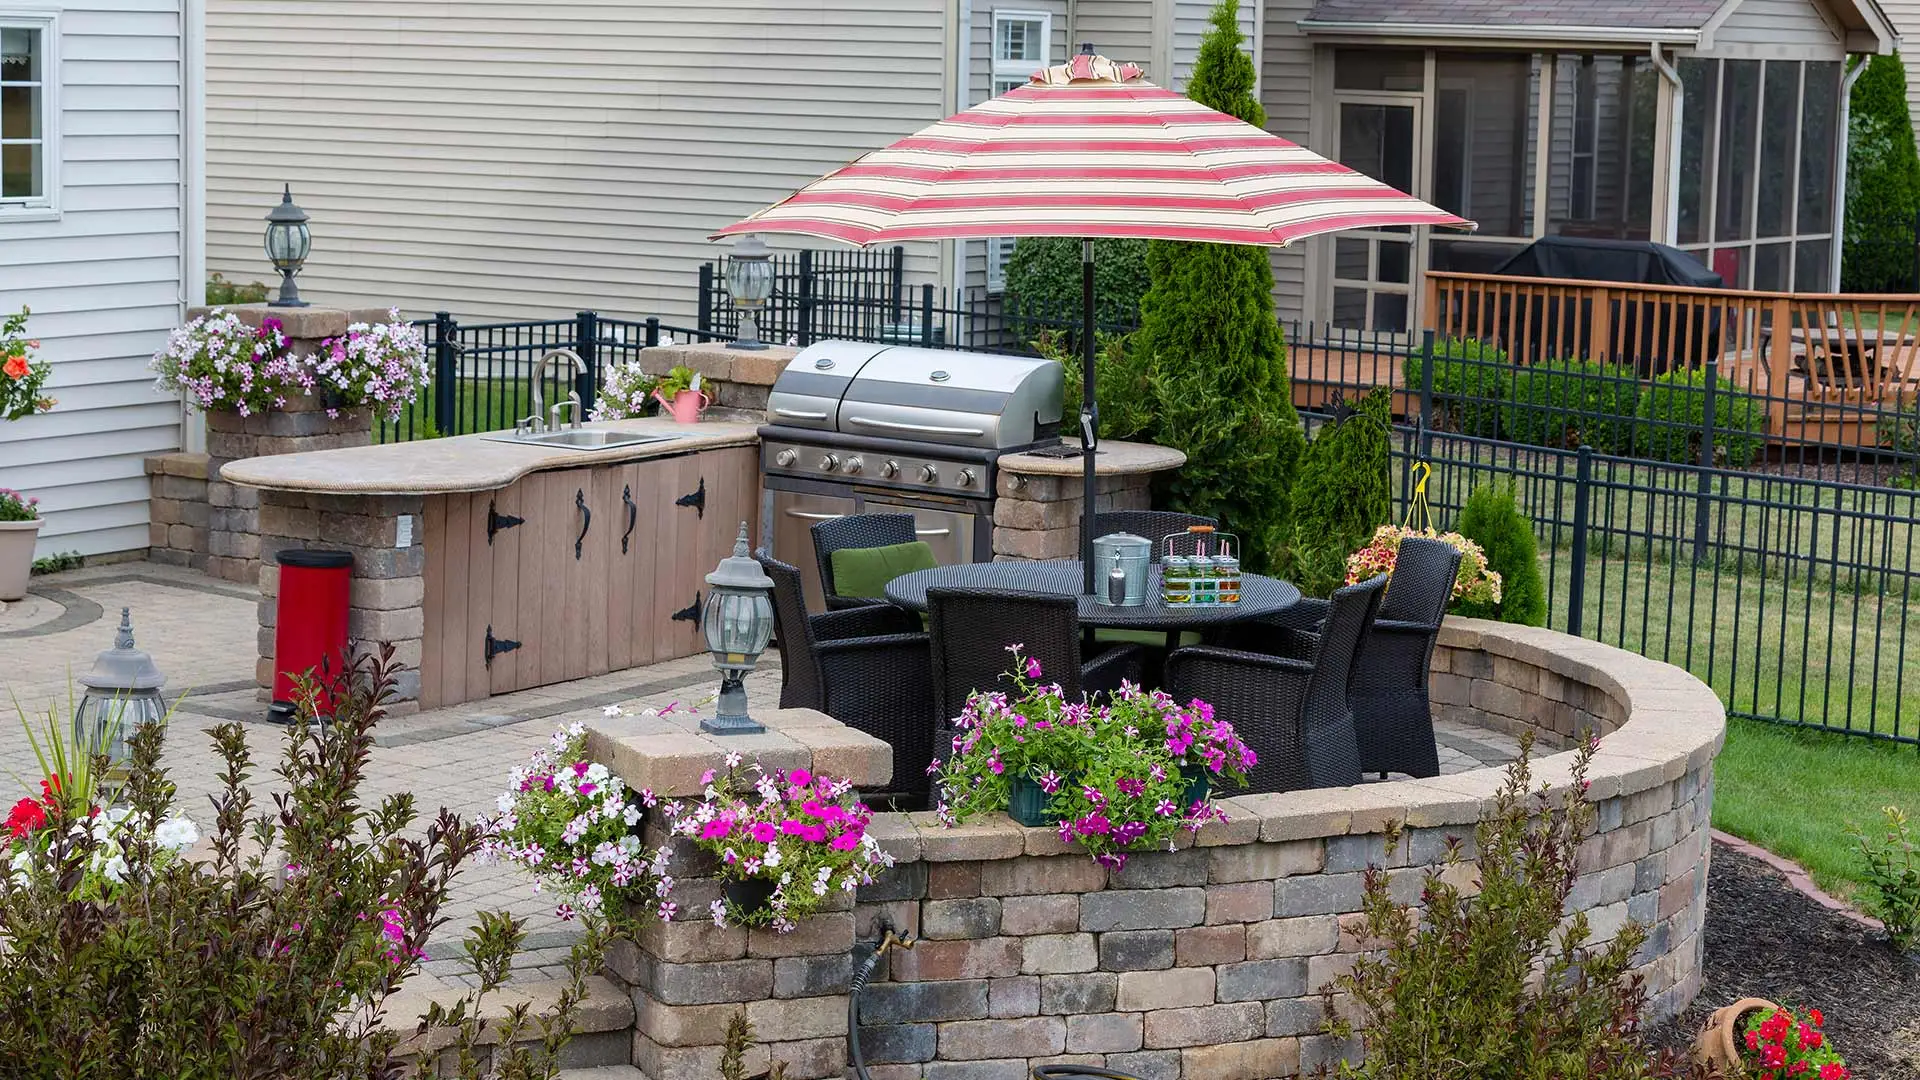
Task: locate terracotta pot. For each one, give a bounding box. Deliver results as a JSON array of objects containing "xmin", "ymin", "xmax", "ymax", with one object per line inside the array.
[
  {"xmin": 1694, "ymin": 996, "xmax": 1781, "ymax": 1073},
  {"xmin": 0, "ymin": 517, "xmax": 43, "ymax": 601},
  {"xmin": 654, "ymin": 388, "xmax": 711, "ymax": 424}
]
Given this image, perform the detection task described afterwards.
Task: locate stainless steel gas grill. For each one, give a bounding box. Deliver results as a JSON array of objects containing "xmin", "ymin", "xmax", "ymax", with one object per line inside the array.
[{"xmin": 760, "ymin": 341, "xmax": 1066, "ymax": 611}]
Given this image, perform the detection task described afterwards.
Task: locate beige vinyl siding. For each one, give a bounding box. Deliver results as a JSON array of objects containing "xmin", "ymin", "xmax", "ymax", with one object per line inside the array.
[
  {"xmin": 1711, "ymin": 0, "xmax": 1844, "ymax": 50},
  {"xmin": 1260, "ymin": 0, "xmax": 1313, "ymax": 323},
  {"xmin": 1886, "ymin": 0, "xmax": 1920, "ymax": 144},
  {"xmin": 204, "ymin": 0, "xmax": 948, "ymax": 328},
  {"xmin": 1077, "ymin": 0, "xmax": 1158, "ymax": 74},
  {"xmin": 0, "ymin": 0, "xmax": 186, "ymax": 558},
  {"xmin": 964, "ymin": 0, "xmax": 1069, "ymax": 292},
  {"xmin": 1171, "ymin": 0, "xmax": 1256, "ymax": 91}
]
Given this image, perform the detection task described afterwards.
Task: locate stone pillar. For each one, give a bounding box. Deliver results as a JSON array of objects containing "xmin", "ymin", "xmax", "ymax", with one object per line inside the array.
[
  {"xmin": 636, "ymin": 341, "xmax": 797, "ymax": 416},
  {"xmin": 254, "ymin": 490, "xmax": 427, "ymax": 712},
  {"xmin": 144, "ymin": 452, "xmax": 212, "ymax": 570},
  {"xmin": 992, "ymin": 442, "xmax": 1188, "ymax": 562},
  {"xmin": 191, "ymin": 305, "xmax": 390, "ymax": 584}
]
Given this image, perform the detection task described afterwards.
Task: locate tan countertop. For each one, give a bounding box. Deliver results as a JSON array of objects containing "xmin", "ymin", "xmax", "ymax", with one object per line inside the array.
[
  {"xmin": 220, "ymin": 417, "xmax": 761, "ymax": 496},
  {"xmin": 998, "ymin": 438, "xmax": 1187, "ymax": 477}
]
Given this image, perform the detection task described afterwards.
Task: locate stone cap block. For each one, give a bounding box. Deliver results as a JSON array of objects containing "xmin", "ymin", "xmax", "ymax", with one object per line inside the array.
[
  {"xmin": 585, "ymin": 707, "xmax": 893, "ymax": 798},
  {"xmin": 144, "ymin": 452, "xmax": 211, "ymax": 480},
  {"xmin": 187, "ymin": 304, "xmax": 396, "ymax": 340},
  {"xmin": 999, "ymin": 440, "xmax": 1187, "ymax": 478},
  {"xmin": 640, "ymin": 342, "xmax": 799, "ymax": 387},
  {"xmin": 377, "ymin": 975, "xmax": 632, "ymax": 1052}
]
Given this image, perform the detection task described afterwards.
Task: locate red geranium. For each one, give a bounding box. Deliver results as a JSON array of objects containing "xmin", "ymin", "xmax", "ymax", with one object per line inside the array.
[{"xmin": 7, "ymin": 797, "xmax": 46, "ymax": 838}]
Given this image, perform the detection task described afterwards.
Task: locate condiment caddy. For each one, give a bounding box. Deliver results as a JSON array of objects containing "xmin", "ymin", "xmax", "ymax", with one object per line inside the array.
[{"xmin": 1159, "ymin": 525, "xmax": 1242, "ymax": 605}]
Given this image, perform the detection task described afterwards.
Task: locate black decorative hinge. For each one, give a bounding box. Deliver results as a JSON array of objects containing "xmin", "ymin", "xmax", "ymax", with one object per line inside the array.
[
  {"xmin": 483, "ymin": 625, "xmax": 521, "ymax": 668},
  {"xmin": 621, "ymin": 484, "xmax": 637, "ymax": 554},
  {"xmin": 671, "ymin": 592, "xmax": 703, "ymax": 626},
  {"xmin": 675, "ymin": 477, "xmax": 706, "ymax": 518},
  {"xmin": 487, "ymin": 500, "xmax": 524, "ymax": 544}
]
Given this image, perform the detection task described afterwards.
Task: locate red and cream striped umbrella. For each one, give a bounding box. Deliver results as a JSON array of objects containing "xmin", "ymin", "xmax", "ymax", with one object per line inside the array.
[
  {"xmin": 714, "ymin": 52, "xmax": 1471, "ymax": 593},
  {"xmin": 712, "ymin": 52, "xmax": 1470, "ymax": 248}
]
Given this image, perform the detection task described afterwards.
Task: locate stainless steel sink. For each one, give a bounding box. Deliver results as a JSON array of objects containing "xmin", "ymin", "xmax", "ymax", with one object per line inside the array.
[{"xmin": 481, "ymin": 428, "xmax": 680, "ymax": 451}]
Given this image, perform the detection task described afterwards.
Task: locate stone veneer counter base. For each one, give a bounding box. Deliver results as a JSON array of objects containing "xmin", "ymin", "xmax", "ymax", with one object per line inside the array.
[
  {"xmin": 589, "ymin": 619, "xmax": 1726, "ymax": 1080},
  {"xmin": 219, "ymin": 417, "xmax": 760, "ymax": 496}
]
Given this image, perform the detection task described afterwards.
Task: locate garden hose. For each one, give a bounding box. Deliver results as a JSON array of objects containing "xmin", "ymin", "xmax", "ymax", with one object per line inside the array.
[{"xmin": 847, "ymin": 924, "xmax": 915, "ymax": 1080}]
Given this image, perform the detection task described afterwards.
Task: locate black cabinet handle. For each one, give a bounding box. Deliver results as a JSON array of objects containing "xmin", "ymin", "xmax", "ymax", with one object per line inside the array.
[
  {"xmin": 574, "ymin": 488, "xmax": 591, "ymax": 560},
  {"xmin": 621, "ymin": 484, "xmax": 637, "ymax": 554},
  {"xmin": 671, "ymin": 592, "xmax": 702, "ymax": 626},
  {"xmin": 675, "ymin": 477, "xmax": 706, "ymax": 519}
]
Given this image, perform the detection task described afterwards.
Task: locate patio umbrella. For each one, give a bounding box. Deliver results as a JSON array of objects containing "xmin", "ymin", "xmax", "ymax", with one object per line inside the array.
[{"xmin": 714, "ymin": 50, "xmax": 1472, "ymax": 593}]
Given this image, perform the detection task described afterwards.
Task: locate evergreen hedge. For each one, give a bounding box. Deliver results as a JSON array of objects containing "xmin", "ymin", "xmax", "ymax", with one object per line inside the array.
[
  {"xmin": 1288, "ymin": 387, "xmax": 1393, "ymax": 594},
  {"xmin": 1501, "ymin": 358, "xmax": 1641, "ymax": 453},
  {"xmin": 1134, "ymin": 0, "xmax": 1305, "ymax": 572},
  {"xmin": 1844, "ymin": 54, "xmax": 1920, "ymax": 293},
  {"xmin": 1631, "ymin": 368, "xmax": 1766, "ymax": 467},
  {"xmin": 1453, "ymin": 482, "xmax": 1547, "ymax": 627},
  {"xmin": 1004, "ymin": 238, "xmax": 1152, "ymax": 337}
]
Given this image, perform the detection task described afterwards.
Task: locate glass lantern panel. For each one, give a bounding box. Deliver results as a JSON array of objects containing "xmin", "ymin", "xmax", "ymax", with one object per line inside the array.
[
  {"xmin": 266, "ymin": 222, "xmax": 312, "ymax": 266},
  {"xmin": 726, "ymin": 257, "xmax": 776, "ymax": 305}
]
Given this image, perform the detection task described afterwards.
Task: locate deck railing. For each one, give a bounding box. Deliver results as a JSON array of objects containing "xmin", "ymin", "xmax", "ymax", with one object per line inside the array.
[{"xmin": 1424, "ymin": 271, "xmax": 1920, "ymax": 446}]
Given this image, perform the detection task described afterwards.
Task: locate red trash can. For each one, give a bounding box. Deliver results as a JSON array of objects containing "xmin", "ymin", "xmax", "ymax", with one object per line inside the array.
[{"xmin": 269, "ymin": 549, "xmax": 354, "ymax": 723}]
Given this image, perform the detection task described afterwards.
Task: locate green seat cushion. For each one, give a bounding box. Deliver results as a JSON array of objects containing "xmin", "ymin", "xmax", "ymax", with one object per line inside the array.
[
  {"xmin": 1095, "ymin": 628, "xmax": 1203, "ymax": 649},
  {"xmin": 830, "ymin": 540, "xmax": 938, "ymax": 599}
]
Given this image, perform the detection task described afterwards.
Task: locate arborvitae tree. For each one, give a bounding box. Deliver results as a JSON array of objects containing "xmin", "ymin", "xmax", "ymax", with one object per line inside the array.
[
  {"xmin": 1453, "ymin": 482, "xmax": 1547, "ymax": 627},
  {"xmin": 1844, "ymin": 53, "xmax": 1920, "ymax": 292},
  {"xmin": 1287, "ymin": 388, "xmax": 1394, "ymax": 594},
  {"xmin": 1131, "ymin": 0, "xmax": 1305, "ymax": 573}
]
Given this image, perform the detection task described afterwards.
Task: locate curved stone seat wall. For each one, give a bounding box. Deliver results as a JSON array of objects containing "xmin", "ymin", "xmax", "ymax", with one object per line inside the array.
[{"xmin": 603, "ymin": 619, "xmax": 1726, "ymax": 1080}]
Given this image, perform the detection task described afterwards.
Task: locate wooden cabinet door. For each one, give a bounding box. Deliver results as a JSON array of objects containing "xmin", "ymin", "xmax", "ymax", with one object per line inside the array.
[
  {"xmin": 697, "ymin": 446, "xmax": 761, "ymax": 568},
  {"xmin": 485, "ymin": 479, "xmax": 530, "ymax": 696},
  {"xmin": 608, "ymin": 459, "xmax": 661, "ymax": 672},
  {"xmin": 650, "ymin": 452, "xmax": 710, "ymax": 663}
]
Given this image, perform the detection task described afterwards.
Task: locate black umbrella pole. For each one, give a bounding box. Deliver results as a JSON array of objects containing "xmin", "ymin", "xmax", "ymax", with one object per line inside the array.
[{"xmin": 1081, "ymin": 238, "xmax": 1098, "ymax": 595}]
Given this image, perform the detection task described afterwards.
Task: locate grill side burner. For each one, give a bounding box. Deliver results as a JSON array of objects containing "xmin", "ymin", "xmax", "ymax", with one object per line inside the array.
[{"xmin": 758, "ymin": 341, "xmax": 1068, "ymax": 610}]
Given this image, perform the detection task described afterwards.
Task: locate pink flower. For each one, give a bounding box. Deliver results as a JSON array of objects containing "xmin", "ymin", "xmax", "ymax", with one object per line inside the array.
[
  {"xmin": 700, "ymin": 768, "xmax": 717, "ymax": 785},
  {"xmin": 700, "ymin": 818, "xmax": 733, "ymax": 840},
  {"xmin": 750, "ymin": 822, "xmax": 778, "ymax": 843},
  {"xmin": 1024, "ymin": 657, "xmax": 1043, "ymax": 678},
  {"xmin": 830, "ymin": 832, "xmax": 861, "ymax": 851},
  {"xmin": 787, "ymin": 768, "xmax": 812, "ymax": 787}
]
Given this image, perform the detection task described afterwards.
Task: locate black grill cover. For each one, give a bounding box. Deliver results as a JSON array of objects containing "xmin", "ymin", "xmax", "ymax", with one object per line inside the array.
[{"xmin": 1489, "ymin": 237, "xmax": 1723, "ymax": 376}]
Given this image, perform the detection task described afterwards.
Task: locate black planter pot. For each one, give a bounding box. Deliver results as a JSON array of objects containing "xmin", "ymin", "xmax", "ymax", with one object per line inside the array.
[{"xmin": 723, "ymin": 876, "xmax": 777, "ymax": 917}]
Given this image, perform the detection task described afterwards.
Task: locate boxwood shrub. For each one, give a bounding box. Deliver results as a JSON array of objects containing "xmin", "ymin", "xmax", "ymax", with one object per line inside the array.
[
  {"xmin": 1632, "ymin": 368, "xmax": 1767, "ymax": 467},
  {"xmin": 1500, "ymin": 358, "xmax": 1641, "ymax": 454},
  {"xmin": 1403, "ymin": 337, "xmax": 1510, "ymax": 438}
]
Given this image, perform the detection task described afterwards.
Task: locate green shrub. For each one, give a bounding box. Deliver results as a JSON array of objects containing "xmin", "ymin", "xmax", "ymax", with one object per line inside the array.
[
  {"xmin": 1501, "ymin": 358, "xmax": 1641, "ymax": 453},
  {"xmin": 1847, "ymin": 805, "xmax": 1920, "ymax": 953},
  {"xmin": 1631, "ymin": 368, "xmax": 1766, "ymax": 466},
  {"xmin": 1133, "ymin": 0, "xmax": 1306, "ymax": 572},
  {"xmin": 1452, "ymin": 482, "xmax": 1546, "ymax": 627},
  {"xmin": 1328, "ymin": 735, "xmax": 1711, "ymax": 1079},
  {"xmin": 1004, "ymin": 238, "xmax": 1152, "ymax": 338},
  {"xmin": 1844, "ymin": 53, "xmax": 1920, "ymax": 293},
  {"xmin": 1289, "ymin": 388, "xmax": 1393, "ymax": 584},
  {"xmin": 1035, "ymin": 329, "xmax": 1157, "ymax": 442},
  {"xmin": 1405, "ymin": 338, "xmax": 1510, "ymax": 438}
]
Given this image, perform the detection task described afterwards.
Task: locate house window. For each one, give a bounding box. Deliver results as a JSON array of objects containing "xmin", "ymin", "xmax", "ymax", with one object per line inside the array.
[
  {"xmin": 987, "ymin": 10, "xmax": 1052, "ymax": 292},
  {"xmin": 0, "ymin": 17, "xmax": 53, "ymax": 211},
  {"xmin": 1570, "ymin": 57, "xmax": 1598, "ymax": 221}
]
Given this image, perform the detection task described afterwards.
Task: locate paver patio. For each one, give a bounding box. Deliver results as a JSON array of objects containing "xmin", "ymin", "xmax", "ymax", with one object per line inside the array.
[{"xmin": 0, "ymin": 560, "xmax": 1520, "ymax": 986}]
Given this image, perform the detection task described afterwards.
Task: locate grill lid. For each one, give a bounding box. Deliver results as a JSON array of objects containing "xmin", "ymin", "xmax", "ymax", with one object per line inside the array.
[{"xmin": 769, "ymin": 341, "xmax": 1064, "ymax": 451}]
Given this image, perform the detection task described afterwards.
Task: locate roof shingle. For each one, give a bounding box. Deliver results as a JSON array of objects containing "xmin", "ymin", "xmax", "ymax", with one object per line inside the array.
[{"xmin": 1304, "ymin": 0, "xmax": 1724, "ymax": 30}]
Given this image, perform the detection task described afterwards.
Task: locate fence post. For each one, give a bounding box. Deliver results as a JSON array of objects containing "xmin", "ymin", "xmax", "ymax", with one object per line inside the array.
[
  {"xmin": 1418, "ymin": 328, "xmax": 1436, "ymax": 461},
  {"xmin": 697, "ymin": 263, "xmax": 714, "ymax": 337},
  {"xmin": 891, "ymin": 246, "xmax": 907, "ymax": 322},
  {"xmin": 644, "ymin": 316, "xmax": 660, "ymax": 349},
  {"xmin": 1567, "ymin": 444, "xmax": 1593, "ymax": 638},
  {"xmin": 574, "ymin": 310, "xmax": 598, "ymax": 415},
  {"xmin": 1694, "ymin": 357, "xmax": 1719, "ymax": 564},
  {"xmin": 1912, "ymin": 205, "xmax": 1920, "ymax": 291},
  {"xmin": 919, "ymin": 284, "xmax": 936, "ymax": 348},
  {"xmin": 797, "ymin": 249, "xmax": 817, "ymax": 349},
  {"xmin": 431, "ymin": 312, "xmax": 457, "ymax": 435}
]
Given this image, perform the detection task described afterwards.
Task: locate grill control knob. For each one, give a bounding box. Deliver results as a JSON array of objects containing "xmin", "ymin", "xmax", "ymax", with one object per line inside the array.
[
  {"xmin": 955, "ymin": 468, "xmax": 976, "ymax": 487},
  {"xmin": 774, "ymin": 449, "xmax": 797, "ymax": 467},
  {"xmin": 918, "ymin": 463, "xmax": 940, "ymax": 484},
  {"xmin": 818, "ymin": 453, "xmax": 840, "ymax": 472},
  {"xmin": 880, "ymin": 460, "xmax": 900, "ymax": 478},
  {"xmin": 843, "ymin": 456, "xmax": 863, "ymax": 474}
]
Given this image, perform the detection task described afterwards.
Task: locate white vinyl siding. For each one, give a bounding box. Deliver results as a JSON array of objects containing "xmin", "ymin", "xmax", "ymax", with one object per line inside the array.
[
  {"xmin": 1076, "ymin": 0, "xmax": 1157, "ymax": 73},
  {"xmin": 1171, "ymin": 0, "xmax": 1256, "ymax": 93},
  {"xmin": 1709, "ymin": 0, "xmax": 1845, "ymax": 53},
  {"xmin": 1885, "ymin": 0, "xmax": 1920, "ymax": 145},
  {"xmin": 1260, "ymin": 0, "xmax": 1313, "ymax": 323},
  {"xmin": 203, "ymin": 0, "xmax": 949, "ymax": 327},
  {"xmin": 0, "ymin": 0, "xmax": 186, "ymax": 559}
]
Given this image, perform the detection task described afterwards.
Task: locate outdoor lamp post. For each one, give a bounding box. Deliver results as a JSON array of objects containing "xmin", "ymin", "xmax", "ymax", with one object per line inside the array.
[
  {"xmin": 72, "ymin": 608, "xmax": 168, "ymax": 781},
  {"xmin": 699, "ymin": 522, "xmax": 775, "ymax": 735},
  {"xmin": 264, "ymin": 183, "xmax": 313, "ymax": 308},
  {"xmin": 724, "ymin": 233, "xmax": 775, "ymax": 351}
]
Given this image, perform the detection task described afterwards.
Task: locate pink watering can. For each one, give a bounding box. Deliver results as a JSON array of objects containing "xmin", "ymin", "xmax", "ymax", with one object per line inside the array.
[{"xmin": 654, "ymin": 379, "xmax": 711, "ymax": 424}]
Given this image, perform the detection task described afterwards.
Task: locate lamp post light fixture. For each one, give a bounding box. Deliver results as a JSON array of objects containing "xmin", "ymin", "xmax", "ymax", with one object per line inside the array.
[
  {"xmin": 699, "ymin": 522, "xmax": 776, "ymax": 735},
  {"xmin": 724, "ymin": 233, "xmax": 775, "ymax": 351},
  {"xmin": 72, "ymin": 608, "xmax": 168, "ymax": 788},
  {"xmin": 264, "ymin": 183, "xmax": 313, "ymax": 308}
]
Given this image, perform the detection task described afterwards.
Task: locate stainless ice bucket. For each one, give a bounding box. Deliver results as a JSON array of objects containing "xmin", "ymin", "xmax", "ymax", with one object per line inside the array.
[{"xmin": 1092, "ymin": 532, "xmax": 1151, "ymax": 607}]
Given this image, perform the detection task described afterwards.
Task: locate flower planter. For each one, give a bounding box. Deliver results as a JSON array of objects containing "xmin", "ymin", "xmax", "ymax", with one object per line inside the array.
[
  {"xmin": 723, "ymin": 876, "xmax": 778, "ymax": 918},
  {"xmin": 1693, "ymin": 996, "xmax": 1781, "ymax": 1073},
  {"xmin": 1179, "ymin": 765, "xmax": 1211, "ymax": 808},
  {"xmin": 1009, "ymin": 775, "xmax": 1062, "ymax": 827},
  {"xmin": 0, "ymin": 517, "xmax": 43, "ymax": 601}
]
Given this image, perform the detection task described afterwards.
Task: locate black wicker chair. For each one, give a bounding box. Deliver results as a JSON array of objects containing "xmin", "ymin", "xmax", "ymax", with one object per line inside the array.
[
  {"xmin": 1165, "ymin": 574, "xmax": 1387, "ymax": 795},
  {"xmin": 757, "ymin": 550, "xmax": 937, "ymax": 805},
  {"xmin": 925, "ymin": 588, "xmax": 1147, "ymax": 761},
  {"xmin": 811, "ymin": 513, "xmax": 919, "ymax": 610},
  {"xmin": 1083, "ymin": 511, "xmax": 1220, "ymax": 559}
]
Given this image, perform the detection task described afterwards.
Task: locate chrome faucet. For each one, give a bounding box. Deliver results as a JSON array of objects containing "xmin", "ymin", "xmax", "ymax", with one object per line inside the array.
[{"xmin": 524, "ymin": 348, "xmax": 587, "ymax": 435}]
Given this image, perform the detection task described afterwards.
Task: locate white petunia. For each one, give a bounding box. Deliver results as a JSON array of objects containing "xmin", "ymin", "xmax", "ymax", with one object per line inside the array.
[
  {"xmin": 153, "ymin": 815, "xmax": 199, "ymax": 852},
  {"xmin": 101, "ymin": 855, "xmax": 128, "ymax": 884},
  {"xmin": 585, "ymin": 763, "xmax": 609, "ymax": 783},
  {"xmin": 603, "ymin": 704, "xmax": 624, "ymax": 717}
]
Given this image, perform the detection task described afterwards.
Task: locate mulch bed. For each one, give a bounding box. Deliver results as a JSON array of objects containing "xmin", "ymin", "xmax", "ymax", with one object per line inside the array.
[{"xmin": 1649, "ymin": 842, "xmax": 1920, "ymax": 1078}]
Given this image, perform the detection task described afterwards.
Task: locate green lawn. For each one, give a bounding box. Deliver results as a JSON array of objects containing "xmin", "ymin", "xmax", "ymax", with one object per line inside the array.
[
  {"xmin": 1711, "ymin": 717, "xmax": 1920, "ymax": 911},
  {"xmin": 376, "ymin": 377, "xmax": 540, "ymax": 442}
]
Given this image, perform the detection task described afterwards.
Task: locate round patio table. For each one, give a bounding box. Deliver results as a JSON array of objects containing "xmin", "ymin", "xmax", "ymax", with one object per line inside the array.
[{"xmin": 883, "ymin": 558, "xmax": 1301, "ymax": 631}]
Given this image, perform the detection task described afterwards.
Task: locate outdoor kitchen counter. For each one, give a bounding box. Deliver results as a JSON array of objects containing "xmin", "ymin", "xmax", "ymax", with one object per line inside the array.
[
  {"xmin": 227, "ymin": 418, "xmax": 764, "ymax": 713},
  {"xmin": 219, "ymin": 417, "xmax": 760, "ymax": 495},
  {"xmin": 996, "ymin": 438, "xmax": 1187, "ymax": 477}
]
